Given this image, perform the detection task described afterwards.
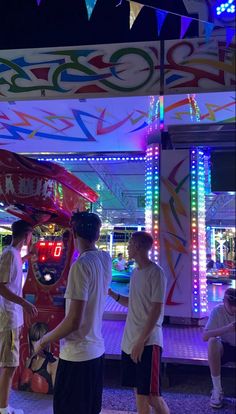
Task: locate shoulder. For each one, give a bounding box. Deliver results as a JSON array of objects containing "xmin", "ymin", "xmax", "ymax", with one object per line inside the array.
[
  {"xmin": 98, "ymin": 250, "xmax": 112, "ymax": 264},
  {"xmin": 0, "ymin": 247, "xmax": 14, "ymax": 262},
  {"xmin": 149, "ymin": 262, "xmax": 165, "ymax": 276},
  {"xmin": 210, "ymin": 304, "xmax": 224, "ymax": 317}
]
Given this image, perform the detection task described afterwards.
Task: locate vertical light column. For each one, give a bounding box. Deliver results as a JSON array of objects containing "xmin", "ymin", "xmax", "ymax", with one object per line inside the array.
[
  {"xmin": 191, "ymin": 148, "xmax": 207, "ymax": 317},
  {"xmin": 145, "ymin": 96, "xmax": 160, "ymax": 262},
  {"xmin": 145, "ymin": 144, "xmax": 160, "ymax": 262}
]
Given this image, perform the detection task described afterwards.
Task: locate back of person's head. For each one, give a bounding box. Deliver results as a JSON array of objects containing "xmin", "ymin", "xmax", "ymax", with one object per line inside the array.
[
  {"xmin": 62, "ymin": 229, "xmax": 71, "ymax": 243},
  {"xmin": 2, "ymin": 234, "xmax": 12, "ymax": 247},
  {"xmin": 224, "ymin": 288, "xmax": 236, "ymax": 306},
  {"xmin": 11, "ymin": 220, "xmax": 33, "ymax": 239},
  {"xmin": 131, "ymin": 231, "xmax": 153, "ymax": 251},
  {"xmin": 118, "ymin": 253, "xmax": 123, "ymax": 259},
  {"xmin": 29, "ymin": 322, "xmax": 49, "ymax": 353},
  {"xmin": 70, "ymin": 211, "xmax": 101, "ymax": 242}
]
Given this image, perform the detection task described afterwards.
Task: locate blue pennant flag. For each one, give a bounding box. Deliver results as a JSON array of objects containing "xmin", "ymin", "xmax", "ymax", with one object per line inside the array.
[
  {"xmin": 204, "ymin": 22, "xmax": 214, "ymax": 43},
  {"xmin": 85, "ymin": 0, "xmax": 97, "ymax": 20},
  {"xmin": 156, "ymin": 9, "xmax": 168, "ymax": 36}
]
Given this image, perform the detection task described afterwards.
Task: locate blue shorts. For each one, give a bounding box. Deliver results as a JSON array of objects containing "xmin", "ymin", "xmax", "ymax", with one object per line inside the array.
[{"xmin": 121, "ymin": 345, "xmax": 162, "ymax": 396}]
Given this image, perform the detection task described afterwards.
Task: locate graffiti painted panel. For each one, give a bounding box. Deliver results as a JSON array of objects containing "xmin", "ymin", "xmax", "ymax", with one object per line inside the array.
[
  {"xmin": 160, "ymin": 150, "xmax": 192, "ymax": 318},
  {"xmin": 0, "ymin": 92, "xmax": 234, "ymax": 153},
  {"xmin": 0, "ymin": 42, "xmax": 160, "ymax": 101},
  {"xmin": 164, "ymin": 37, "xmax": 235, "ymax": 93}
]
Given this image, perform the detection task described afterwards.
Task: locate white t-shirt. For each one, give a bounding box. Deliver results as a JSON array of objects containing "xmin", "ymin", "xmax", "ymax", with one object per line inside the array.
[
  {"xmin": 113, "ymin": 258, "xmax": 126, "ymax": 271},
  {"xmin": 122, "ymin": 262, "xmax": 167, "ymax": 354},
  {"xmin": 205, "ymin": 304, "xmax": 236, "ymax": 346},
  {"xmin": 60, "ymin": 250, "xmax": 112, "ymax": 362},
  {"xmin": 0, "ymin": 246, "xmax": 24, "ymax": 332}
]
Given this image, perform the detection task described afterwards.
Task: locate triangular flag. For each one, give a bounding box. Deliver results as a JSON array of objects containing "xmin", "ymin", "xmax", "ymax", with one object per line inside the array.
[
  {"xmin": 204, "ymin": 22, "xmax": 214, "ymax": 43},
  {"xmin": 180, "ymin": 16, "xmax": 192, "ymax": 39},
  {"xmin": 156, "ymin": 9, "xmax": 168, "ymax": 36},
  {"xmin": 226, "ymin": 27, "xmax": 235, "ymax": 47},
  {"xmin": 130, "ymin": 1, "xmax": 144, "ymax": 29},
  {"xmin": 85, "ymin": 0, "xmax": 97, "ymax": 20}
]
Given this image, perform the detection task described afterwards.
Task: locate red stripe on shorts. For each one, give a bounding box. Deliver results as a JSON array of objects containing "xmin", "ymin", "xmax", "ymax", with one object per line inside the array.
[{"xmin": 150, "ymin": 345, "xmax": 160, "ymax": 395}]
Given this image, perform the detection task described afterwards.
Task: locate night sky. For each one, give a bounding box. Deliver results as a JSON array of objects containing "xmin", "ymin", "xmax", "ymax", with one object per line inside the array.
[{"xmin": 0, "ymin": 0, "xmax": 199, "ymax": 49}]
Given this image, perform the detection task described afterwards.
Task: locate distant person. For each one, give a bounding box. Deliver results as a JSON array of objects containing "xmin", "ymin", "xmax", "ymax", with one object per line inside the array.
[
  {"xmin": 35, "ymin": 211, "xmax": 112, "ymax": 414},
  {"xmin": 203, "ymin": 288, "xmax": 236, "ymax": 409},
  {"xmin": 109, "ymin": 232, "xmax": 170, "ymax": 414},
  {"xmin": 113, "ymin": 253, "xmax": 127, "ymax": 271},
  {"xmin": 20, "ymin": 322, "xmax": 58, "ymax": 394},
  {"xmin": 206, "ymin": 254, "xmax": 215, "ymax": 270},
  {"xmin": 0, "ymin": 220, "xmax": 38, "ymax": 414}
]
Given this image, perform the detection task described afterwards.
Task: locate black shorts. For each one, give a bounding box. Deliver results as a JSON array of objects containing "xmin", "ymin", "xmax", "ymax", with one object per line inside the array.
[
  {"xmin": 221, "ymin": 342, "xmax": 236, "ymax": 365},
  {"xmin": 121, "ymin": 345, "xmax": 162, "ymax": 396},
  {"xmin": 53, "ymin": 355, "xmax": 104, "ymax": 414}
]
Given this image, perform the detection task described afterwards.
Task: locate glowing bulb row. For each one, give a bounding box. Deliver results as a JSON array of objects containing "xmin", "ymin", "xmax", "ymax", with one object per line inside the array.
[{"xmin": 191, "ymin": 149, "xmax": 207, "ymax": 316}]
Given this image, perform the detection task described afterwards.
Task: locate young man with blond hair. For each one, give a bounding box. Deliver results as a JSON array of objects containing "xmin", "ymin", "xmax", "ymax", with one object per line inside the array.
[{"xmin": 109, "ymin": 231, "xmax": 170, "ymax": 414}]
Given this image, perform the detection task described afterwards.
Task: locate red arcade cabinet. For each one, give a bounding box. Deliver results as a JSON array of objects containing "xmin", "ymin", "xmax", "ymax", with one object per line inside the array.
[{"xmin": 0, "ymin": 150, "xmax": 98, "ymax": 393}]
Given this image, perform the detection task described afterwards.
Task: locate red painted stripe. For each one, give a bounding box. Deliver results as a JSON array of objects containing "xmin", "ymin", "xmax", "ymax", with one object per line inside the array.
[{"xmin": 150, "ymin": 345, "xmax": 160, "ymax": 395}]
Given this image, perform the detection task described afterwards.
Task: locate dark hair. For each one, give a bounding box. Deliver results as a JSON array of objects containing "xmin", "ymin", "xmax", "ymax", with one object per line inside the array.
[
  {"xmin": 11, "ymin": 220, "xmax": 33, "ymax": 238},
  {"xmin": 28, "ymin": 322, "xmax": 49, "ymax": 354},
  {"xmin": 62, "ymin": 230, "xmax": 71, "ymax": 239},
  {"xmin": 131, "ymin": 231, "xmax": 153, "ymax": 251},
  {"xmin": 224, "ymin": 288, "xmax": 236, "ymax": 306},
  {"xmin": 2, "ymin": 234, "xmax": 12, "ymax": 247},
  {"xmin": 70, "ymin": 211, "xmax": 101, "ymax": 242}
]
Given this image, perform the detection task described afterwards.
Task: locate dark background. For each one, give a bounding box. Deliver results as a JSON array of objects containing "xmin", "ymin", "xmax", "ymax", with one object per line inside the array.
[
  {"xmin": 211, "ymin": 151, "xmax": 236, "ymax": 192},
  {"xmin": 0, "ymin": 0, "xmax": 199, "ymax": 49}
]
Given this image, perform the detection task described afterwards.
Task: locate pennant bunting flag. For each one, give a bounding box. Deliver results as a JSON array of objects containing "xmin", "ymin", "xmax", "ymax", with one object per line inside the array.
[
  {"xmin": 204, "ymin": 22, "xmax": 214, "ymax": 43},
  {"xmin": 226, "ymin": 27, "xmax": 235, "ymax": 47},
  {"xmin": 156, "ymin": 9, "xmax": 168, "ymax": 36},
  {"xmin": 180, "ymin": 16, "xmax": 192, "ymax": 39},
  {"xmin": 85, "ymin": 0, "xmax": 97, "ymax": 20},
  {"xmin": 129, "ymin": 1, "xmax": 144, "ymax": 29}
]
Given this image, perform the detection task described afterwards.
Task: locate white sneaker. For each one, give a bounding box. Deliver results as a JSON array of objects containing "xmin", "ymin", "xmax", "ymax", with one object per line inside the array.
[{"xmin": 210, "ymin": 389, "xmax": 224, "ymax": 408}]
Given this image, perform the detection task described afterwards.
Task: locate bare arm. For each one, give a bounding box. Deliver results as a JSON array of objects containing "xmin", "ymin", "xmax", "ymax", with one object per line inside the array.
[
  {"xmin": 0, "ymin": 282, "xmax": 37, "ymax": 317},
  {"xmin": 203, "ymin": 322, "xmax": 236, "ymax": 341},
  {"xmin": 36, "ymin": 299, "xmax": 87, "ymax": 351},
  {"xmin": 131, "ymin": 302, "xmax": 163, "ymax": 363},
  {"xmin": 108, "ymin": 288, "xmax": 129, "ymax": 307}
]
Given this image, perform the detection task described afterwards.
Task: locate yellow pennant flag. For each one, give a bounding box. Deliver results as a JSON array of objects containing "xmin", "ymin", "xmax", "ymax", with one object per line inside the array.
[{"xmin": 130, "ymin": 1, "xmax": 144, "ymax": 29}]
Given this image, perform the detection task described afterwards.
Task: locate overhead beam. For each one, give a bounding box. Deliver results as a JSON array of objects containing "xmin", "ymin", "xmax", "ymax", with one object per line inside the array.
[{"xmin": 87, "ymin": 161, "xmax": 137, "ymax": 216}]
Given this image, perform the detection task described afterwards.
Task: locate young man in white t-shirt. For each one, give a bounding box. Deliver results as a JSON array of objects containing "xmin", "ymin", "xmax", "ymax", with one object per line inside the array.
[
  {"xmin": 203, "ymin": 288, "xmax": 236, "ymax": 409},
  {"xmin": 0, "ymin": 220, "xmax": 38, "ymax": 414},
  {"xmin": 109, "ymin": 231, "xmax": 170, "ymax": 414},
  {"xmin": 113, "ymin": 253, "xmax": 126, "ymax": 271},
  {"xmin": 35, "ymin": 211, "xmax": 112, "ymax": 414}
]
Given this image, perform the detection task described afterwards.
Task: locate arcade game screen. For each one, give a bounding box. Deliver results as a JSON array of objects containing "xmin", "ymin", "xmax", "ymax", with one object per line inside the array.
[{"xmin": 31, "ymin": 224, "xmax": 72, "ymax": 286}]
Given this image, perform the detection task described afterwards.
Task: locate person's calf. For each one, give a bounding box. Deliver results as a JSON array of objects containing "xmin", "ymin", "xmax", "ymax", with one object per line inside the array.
[
  {"xmin": 149, "ymin": 395, "xmax": 170, "ymax": 414},
  {"xmin": 0, "ymin": 367, "xmax": 16, "ymax": 408},
  {"xmin": 208, "ymin": 338, "xmax": 223, "ymax": 377}
]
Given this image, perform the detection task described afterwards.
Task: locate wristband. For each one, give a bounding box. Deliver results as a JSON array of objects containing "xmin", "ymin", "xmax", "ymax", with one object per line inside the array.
[{"xmin": 116, "ymin": 293, "xmax": 120, "ymax": 302}]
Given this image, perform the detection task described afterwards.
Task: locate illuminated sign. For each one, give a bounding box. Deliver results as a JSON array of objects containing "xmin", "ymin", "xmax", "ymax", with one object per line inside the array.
[{"xmin": 37, "ymin": 241, "xmax": 63, "ymax": 263}]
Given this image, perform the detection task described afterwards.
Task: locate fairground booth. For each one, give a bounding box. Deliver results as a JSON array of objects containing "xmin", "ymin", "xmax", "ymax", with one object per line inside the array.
[{"xmin": 0, "ymin": 0, "xmax": 235, "ymax": 388}]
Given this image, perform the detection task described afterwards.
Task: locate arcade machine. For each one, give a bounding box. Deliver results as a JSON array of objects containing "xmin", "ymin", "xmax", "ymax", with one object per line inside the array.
[{"xmin": 0, "ymin": 150, "xmax": 98, "ymax": 393}]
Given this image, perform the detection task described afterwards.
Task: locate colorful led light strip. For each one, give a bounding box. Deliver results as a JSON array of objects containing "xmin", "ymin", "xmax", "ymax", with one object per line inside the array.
[
  {"xmin": 190, "ymin": 148, "xmax": 207, "ymax": 316},
  {"xmin": 159, "ymin": 95, "xmax": 164, "ymax": 131},
  {"xmin": 37, "ymin": 156, "xmax": 145, "ymax": 162},
  {"xmin": 145, "ymin": 144, "xmax": 160, "ymax": 262},
  {"xmin": 216, "ymin": 0, "xmax": 235, "ymax": 15}
]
